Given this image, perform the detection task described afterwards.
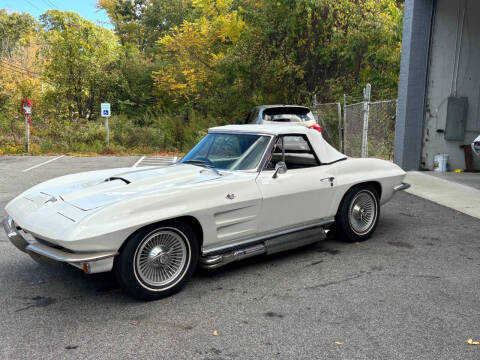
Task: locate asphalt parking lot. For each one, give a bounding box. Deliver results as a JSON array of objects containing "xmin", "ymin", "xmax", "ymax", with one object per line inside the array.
[{"xmin": 1, "ymin": 156, "xmax": 479, "ymax": 359}]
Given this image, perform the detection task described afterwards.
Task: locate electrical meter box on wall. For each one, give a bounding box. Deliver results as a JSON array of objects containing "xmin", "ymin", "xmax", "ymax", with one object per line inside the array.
[{"xmin": 444, "ymin": 96, "xmax": 468, "ymax": 141}]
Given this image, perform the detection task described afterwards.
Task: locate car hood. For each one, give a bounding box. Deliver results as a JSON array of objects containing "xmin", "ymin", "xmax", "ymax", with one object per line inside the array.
[{"xmin": 30, "ymin": 164, "xmax": 224, "ymax": 211}]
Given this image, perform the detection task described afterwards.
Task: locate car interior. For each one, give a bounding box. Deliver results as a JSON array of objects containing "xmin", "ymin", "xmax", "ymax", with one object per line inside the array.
[{"xmin": 265, "ymin": 135, "xmax": 320, "ymax": 170}]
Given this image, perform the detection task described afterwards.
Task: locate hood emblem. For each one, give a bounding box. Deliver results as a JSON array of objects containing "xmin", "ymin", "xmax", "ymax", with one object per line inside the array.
[
  {"xmin": 45, "ymin": 196, "xmax": 57, "ymax": 204},
  {"xmin": 226, "ymin": 194, "xmax": 236, "ymax": 200}
]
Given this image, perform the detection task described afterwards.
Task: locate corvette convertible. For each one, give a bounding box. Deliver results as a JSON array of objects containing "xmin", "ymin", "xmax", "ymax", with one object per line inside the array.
[{"xmin": 3, "ymin": 124, "xmax": 409, "ymax": 300}]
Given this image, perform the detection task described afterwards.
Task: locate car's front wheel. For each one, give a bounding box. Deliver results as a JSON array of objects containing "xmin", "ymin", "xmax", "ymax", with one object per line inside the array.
[
  {"xmin": 115, "ymin": 221, "xmax": 198, "ymax": 300},
  {"xmin": 334, "ymin": 184, "xmax": 380, "ymax": 242}
]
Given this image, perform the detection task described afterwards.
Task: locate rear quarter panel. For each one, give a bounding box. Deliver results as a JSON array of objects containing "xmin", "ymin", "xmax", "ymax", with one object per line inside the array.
[{"xmin": 327, "ymin": 158, "xmax": 406, "ymax": 216}]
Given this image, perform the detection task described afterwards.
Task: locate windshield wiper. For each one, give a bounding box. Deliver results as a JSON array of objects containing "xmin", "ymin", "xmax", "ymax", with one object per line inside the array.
[
  {"xmin": 183, "ymin": 160, "xmax": 222, "ymax": 175},
  {"xmin": 183, "ymin": 160, "xmax": 206, "ymax": 166}
]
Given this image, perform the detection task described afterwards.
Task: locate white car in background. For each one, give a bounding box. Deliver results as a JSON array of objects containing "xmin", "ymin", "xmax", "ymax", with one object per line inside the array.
[
  {"xmin": 3, "ymin": 124, "xmax": 408, "ymax": 300},
  {"xmin": 472, "ymin": 134, "xmax": 480, "ymax": 156},
  {"xmin": 245, "ymin": 105, "xmax": 323, "ymax": 132}
]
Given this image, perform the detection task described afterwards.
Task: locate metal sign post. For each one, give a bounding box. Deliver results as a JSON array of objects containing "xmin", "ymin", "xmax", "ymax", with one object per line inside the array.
[
  {"xmin": 24, "ymin": 115, "xmax": 29, "ymax": 153},
  {"xmin": 361, "ymin": 84, "xmax": 371, "ymax": 158},
  {"xmin": 21, "ymin": 99, "xmax": 32, "ymax": 153},
  {"xmin": 101, "ymin": 103, "xmax": 111, "ymax": 148}
]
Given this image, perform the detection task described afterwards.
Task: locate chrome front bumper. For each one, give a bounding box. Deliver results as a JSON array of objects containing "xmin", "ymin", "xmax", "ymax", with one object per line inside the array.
[
  {"xmin": 393, "ymin": 182, "xmax": 410, "ymax": 191},
  {"xmin": 3, "ymin": 216, "xmax": 29, "ymax": 252},
  {"xmin": 2, "ymin": 216, "xmax": 117, "ymax": 273}
]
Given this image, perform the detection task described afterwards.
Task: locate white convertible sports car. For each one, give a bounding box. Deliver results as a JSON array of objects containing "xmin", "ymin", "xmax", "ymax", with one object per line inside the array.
[{"xmin": 3, "ymin": 124, "xmax": 409, "ymax": 300}]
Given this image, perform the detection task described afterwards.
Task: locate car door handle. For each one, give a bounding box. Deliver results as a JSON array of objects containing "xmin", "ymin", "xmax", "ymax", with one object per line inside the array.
[{"xmin": 320, "ymin": 177, "xmax": 335, "ymax": 186}]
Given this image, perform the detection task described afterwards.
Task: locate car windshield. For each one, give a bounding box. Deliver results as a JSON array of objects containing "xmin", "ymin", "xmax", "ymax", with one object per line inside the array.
[{"xmin": 181, "ymin": 133, "xmax": 271, "ymax": 170}]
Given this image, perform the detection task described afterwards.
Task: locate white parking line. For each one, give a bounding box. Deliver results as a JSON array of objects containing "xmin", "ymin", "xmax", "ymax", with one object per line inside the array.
[
  {"xmin": 22, "ymin": 155, "xmax": 65, "ymax": 172},
  {"xmin": 134, "ymin": 156, "xmax": 176, "ymax": 167},
  {"xmin": 132, "ymin": 156, "xmax": 145, "ymax": 168}
]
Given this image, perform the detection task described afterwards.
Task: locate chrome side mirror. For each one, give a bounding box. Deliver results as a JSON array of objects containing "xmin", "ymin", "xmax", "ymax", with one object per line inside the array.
[{"xmin": 272, "ymin": 161, "xmax": 287, "ymax": 178}]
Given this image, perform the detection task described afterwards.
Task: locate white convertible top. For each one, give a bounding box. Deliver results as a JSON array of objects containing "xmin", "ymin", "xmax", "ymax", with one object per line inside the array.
[{"xmin": 209, "ymin": 124, "xmax": 346, "ymax": 164}]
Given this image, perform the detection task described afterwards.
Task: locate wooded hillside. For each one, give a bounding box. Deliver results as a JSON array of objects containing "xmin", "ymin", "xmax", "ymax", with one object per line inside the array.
[{"xmin": 0, "ymin": 0, "xmax": 403, "ymax": 154}]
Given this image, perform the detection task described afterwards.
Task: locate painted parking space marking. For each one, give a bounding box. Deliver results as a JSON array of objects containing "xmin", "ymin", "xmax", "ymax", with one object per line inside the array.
[
  {"xmin": 133, "ymin": 156, "xmax": 177, "ymax": 167},
  {"xmin": 22, "ymin": 155, "xmax": 65, "ymax": 172},
  {"xmin": 132, "ymin": 156, "xmax": 145, "ymax": 168}
]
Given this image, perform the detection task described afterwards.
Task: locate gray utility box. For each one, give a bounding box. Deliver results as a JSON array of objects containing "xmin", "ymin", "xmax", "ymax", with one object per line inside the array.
[{"xmin": 444, "ymin": 96, "xmax": 468, "ymax": 141}]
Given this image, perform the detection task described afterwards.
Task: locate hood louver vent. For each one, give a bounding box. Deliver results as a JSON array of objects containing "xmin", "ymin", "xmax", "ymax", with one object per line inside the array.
[{"xmin": 106, "ymin": 177, "xmax": 131, "ymax": 184}]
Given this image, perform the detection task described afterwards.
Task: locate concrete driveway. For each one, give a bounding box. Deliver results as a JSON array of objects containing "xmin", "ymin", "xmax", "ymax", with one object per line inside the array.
[{"xmin": 1, "ymin": 156, "xmax": 479, "ymax": 359}]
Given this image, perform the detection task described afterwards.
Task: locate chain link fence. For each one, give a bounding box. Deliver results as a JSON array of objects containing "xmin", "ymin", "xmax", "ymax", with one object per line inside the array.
[
  {"xmin": 314, "ymin": 102, "xmax": 342, "ymax": 150},
  {"xmin": 343, "ymin": 101, "xmax": 363, "ymax": 157},
  {"xmin": 316, "ymin": 95, "xmax": 397, "ymax": 160},
  {"xmin": 364, "ymin": 100, "xmax": 396, "ymax": 159}
]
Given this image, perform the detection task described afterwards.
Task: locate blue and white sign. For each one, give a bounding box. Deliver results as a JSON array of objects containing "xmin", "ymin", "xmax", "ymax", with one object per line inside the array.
[{"xmin": 101, "ymin": 103, "xmax": 111, "ymax": 117}]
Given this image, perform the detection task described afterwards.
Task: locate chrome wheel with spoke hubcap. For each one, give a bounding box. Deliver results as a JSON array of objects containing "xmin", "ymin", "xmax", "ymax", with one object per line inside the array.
[
  {"xmin": 134, "ymin": 229, "xmax": 188, "ymax": 288},
  {"xmin": 334, "ymin": 184, "xmax": 380, "ymax": 242},
  {"xmin": 115, "ymin": 221, "xmax": 198, "ymax": 300},
  {"xmin": 348, "ymin": 190, "xmax": 377, "ymax": 236}
]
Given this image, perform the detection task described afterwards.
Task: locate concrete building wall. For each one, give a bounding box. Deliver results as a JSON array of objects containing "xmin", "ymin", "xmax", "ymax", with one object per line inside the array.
[
  {"xmin": 394, "ymin": 0, "xmax": 434, "ymax": 170},
  {"xmin": 422, "ymin": 0, "xmax": 480, "ymax": 170}
]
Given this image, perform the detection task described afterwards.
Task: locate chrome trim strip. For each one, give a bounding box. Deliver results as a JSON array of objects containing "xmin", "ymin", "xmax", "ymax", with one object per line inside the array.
[
  {"xmin": 25, "ymin": 243, "xmax": 118, "ymax": 263},
  {"xmin": 257, "ymin": 134, "xmax": 277, "ymax": 173},
  {"xmin": 208, "ymin": 130, "xmax": 277, "ymax": 137},
  {"xmin": 202, "ymin": 217, "xmax": 334, "ymax": 256},
  {"xmin": 393, "ymin": 182, "xmax": 410, "ymax": 191}
]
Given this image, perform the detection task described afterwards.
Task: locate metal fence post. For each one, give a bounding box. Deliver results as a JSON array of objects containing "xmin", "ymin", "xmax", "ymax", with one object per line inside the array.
[
  {"xmin": 313, "ymin": 94, "xmax": 318, "ymax": 123},
  {"xmin": 337, "ymin": 102, "xmax": 342, "ymax": 153},
  {"xmin": 361, "ymin": 84, "xmax": 371, "ymax": 158},
  {"xmin": 343, "ymin": 94, "xmax": 347, "ymax": 155}
]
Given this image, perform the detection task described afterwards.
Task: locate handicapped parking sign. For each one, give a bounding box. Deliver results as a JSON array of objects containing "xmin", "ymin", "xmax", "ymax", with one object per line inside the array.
[{"xmin": 101, "ymin": 103, "xmax": 111, "ymax": 117}]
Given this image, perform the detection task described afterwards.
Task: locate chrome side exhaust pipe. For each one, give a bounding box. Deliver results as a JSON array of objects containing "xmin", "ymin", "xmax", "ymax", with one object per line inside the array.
[
  {"xmin": 200, "ymin": 244, "xmax": 266, "ymax": 269},
  {"xmin": 200, "ymin": 226, "xmax": 326, "ymax": 269}
]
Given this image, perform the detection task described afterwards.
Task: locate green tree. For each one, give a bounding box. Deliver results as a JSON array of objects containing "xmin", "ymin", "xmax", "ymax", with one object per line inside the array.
[
  {"xmin": 151, "ymin": 0, "xmax": 403, "ymax": 118},
  {"xmin": 153, "ymin": 0, "xmax": 246, "ymax": 107},
  {"xmin": 0, "ymin": 10, "xmax": 42, "ymax": 147},
  {"xmin": 0, "ymin": 10, "xmax": 38, "ymax": 58},
  {"xmin": 97, "ymin": 0, "xmax": 193, "ymax": 54},
  {"xmin": 40, "ymin": 10, "xmax": 120, "ymax": 119}
]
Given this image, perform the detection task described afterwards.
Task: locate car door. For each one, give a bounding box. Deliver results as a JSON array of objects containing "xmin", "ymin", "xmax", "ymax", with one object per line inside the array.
[{"xmin": 255, "ymin": 135, "xmax": 336, "ymax": 235}]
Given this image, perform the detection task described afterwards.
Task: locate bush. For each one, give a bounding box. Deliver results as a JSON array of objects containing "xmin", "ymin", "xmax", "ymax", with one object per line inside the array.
[{"xmin": 0, "ymin": 110, "xmax": 222, "ymax": 155}]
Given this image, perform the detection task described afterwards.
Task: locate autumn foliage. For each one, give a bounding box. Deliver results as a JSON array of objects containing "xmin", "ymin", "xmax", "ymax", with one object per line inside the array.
[{"xmin": 0, "ymin": 0, "xmax": 403, "ymax": 154}]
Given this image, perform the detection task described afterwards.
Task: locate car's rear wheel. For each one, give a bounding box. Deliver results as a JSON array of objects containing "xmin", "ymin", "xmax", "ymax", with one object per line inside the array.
[
  {"xmin": 115, "ymin": 221, "xmax": 198, "ymax": 300},
  {"xmin": 334, "ymin": 184, "xmax": 380, "ymax": 242}
]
